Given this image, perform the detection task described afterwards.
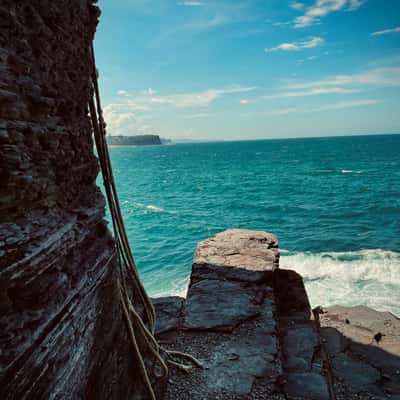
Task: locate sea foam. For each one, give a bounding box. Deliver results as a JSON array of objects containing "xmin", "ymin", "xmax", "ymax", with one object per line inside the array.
[{"xmin": 281, "ymin": 249, "xmax": 400, "ymax": 314}]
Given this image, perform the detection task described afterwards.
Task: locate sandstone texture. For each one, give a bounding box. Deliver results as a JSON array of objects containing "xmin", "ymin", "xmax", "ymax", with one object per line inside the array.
[
  {"xmin": 191, "ymin": 229, "xmax": 279, "ymax": 284},
  {"xmin": 0, "ymin": 1, "xmax": 158, "ymax": 398}
]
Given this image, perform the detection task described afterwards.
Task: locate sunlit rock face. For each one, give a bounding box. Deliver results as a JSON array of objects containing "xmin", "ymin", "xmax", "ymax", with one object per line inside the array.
[{"xmin": 0, "ymin": 2, "xmax": 155, "ymax": 398}]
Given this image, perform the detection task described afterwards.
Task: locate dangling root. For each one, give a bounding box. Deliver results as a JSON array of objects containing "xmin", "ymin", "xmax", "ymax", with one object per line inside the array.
[
  {"xmin": 165, "ymin": 350, "xmax": 204, "ymax": 369},
  {"xmin": 166, "ymin": 359, "xmax": 193, "ymax": 373},
  {"xmin": 89, "ymin": 42, "xmax": 202, "ymax": 399}
]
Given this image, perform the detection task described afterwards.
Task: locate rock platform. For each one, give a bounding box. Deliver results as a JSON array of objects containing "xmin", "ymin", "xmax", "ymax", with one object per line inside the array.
[{"xmin": 153, "ymin": 229, "xmax": 400, "ymax": 400}]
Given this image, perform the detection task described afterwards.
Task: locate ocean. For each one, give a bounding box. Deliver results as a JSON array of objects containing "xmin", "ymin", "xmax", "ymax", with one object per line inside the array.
[{"xmin": 104, "ymin": 134, "xmax": 400, "ymax": 315}]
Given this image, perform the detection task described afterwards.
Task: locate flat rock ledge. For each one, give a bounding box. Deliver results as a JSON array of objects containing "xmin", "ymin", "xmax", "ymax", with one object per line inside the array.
[{"xmin": 153, "ymin": 229, "xmax": 400, "ymax": 400}]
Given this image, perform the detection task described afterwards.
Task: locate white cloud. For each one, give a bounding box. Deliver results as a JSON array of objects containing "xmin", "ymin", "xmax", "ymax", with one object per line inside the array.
[
  {"xmin": 264, "ymin": 87, "xmax": 360, "ymax": 98},
  {"xmin": 117, "ymin": 90, "xmax": 129, "ymax": 96},
  {"xmin": 103, "ymin": 85, "xmax": 255, "ymax": 133},
  {"xmin": 293, "ymin": 0, "xmax": 364, "ymax": 28},
  {"xmin": 262, "ymin": 65, "xmax": 399, "ymax": 102},
  {"xmin": 265, "ymin": 37, "xmax": 324, "ymax": 52},
  {"xmin": 290, "ymin": 2, "xmax": 305, "ymax": 11},
  {"xmin": 177, "ymin": 1, "xmax": 204, "ymax": 6},
  {"xmin": 286, "ymin": 67, "xmax": 400, "ymax": 89},
  {"xmin": 371, "ymin": 27, "xmax": 400, "ymax": 36},
  {"xmin": 266, "ymin": 99, "xmax": 379, "ymax": 116},
  {"xmin": 113, "ymin": 86, "xmax": 255, "ymax": 110},
  {"xmin": 142, "ymin": 88, "xmax": 158, "ymax": 95},
  {"xmin": 103, "ymin": 104, "xmax": 152, "ymax": 135},
  {"xmin": 240, "ymin": 99, "xmax": 249, "ymax": 104},
  {"xmin": 185, "ymin": 113, "xmax": 209, "ymax": 119},
  {"xmin": 272, "ymin": 21, "xmax": 292, "ymax": 27},
  {"xmin": 147, "ymin": 86, "xmax": 256, "ymax": 108},
  {"xmin": 348, "ymin": 0, "xmax": 364, "ymax": 10}
]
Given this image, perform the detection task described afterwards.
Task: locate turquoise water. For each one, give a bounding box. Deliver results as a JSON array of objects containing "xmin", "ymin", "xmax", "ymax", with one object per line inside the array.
[{"xmin": 104, "ymin": 134, "xmax": 400, "ymax": 314}]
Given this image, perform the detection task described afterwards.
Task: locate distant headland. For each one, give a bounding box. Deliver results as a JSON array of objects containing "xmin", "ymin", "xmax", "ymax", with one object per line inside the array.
[{"xmin": 107, "ymin": 134, "xmax": 162, "ymax": 146}]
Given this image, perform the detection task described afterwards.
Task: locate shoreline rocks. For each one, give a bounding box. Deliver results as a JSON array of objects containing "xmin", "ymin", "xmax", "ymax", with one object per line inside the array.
[{"xmin": 154, "ymin": 229, "xmax": 400, "ymax": 400}]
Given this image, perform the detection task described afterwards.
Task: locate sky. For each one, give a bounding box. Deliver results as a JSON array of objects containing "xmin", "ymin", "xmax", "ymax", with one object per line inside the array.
[{"xmin": 95, "ymin": 0, "xmax": 400, "ymax": 140}]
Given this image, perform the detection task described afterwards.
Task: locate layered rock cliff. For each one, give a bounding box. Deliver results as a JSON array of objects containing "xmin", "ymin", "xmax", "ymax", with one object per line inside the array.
[{"xmin": 0, "ymin": 1, "xmax": 157, "ymax": 398}]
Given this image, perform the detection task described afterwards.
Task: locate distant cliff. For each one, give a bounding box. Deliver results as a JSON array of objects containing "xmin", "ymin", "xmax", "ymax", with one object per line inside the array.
[{"xmin": 107, "ymin": 134, "xmax": 162, "ymax": 146}]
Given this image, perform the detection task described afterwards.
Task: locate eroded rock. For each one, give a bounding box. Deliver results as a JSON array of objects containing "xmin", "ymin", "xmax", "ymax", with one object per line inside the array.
[
  {"xmin": 192, "ymin": 229, "xmax": 279, "ymax": 284},
  {"xmin": 319, "ymin": 305, "xmax": 400, "ymax": 397},
  {"xmin": 184, "ymin": 279, "xmax": 264, "ymax": 331},
  {"xmin": 205, "ymin": 332, "xmax": 279, "ymax": 395},
  {"xmin": 153, "ymin": 296, "xmax": 185, "ymax": 335},
  {"xmin": 283, "ymin": 372, "xmax": 329, "ymax": 400}
]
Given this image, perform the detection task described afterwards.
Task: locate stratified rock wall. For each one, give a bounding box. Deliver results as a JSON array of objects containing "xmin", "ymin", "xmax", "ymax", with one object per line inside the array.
[{"xmin": 0, "ymin": 1, "xmax": 150, "ymax": 398}]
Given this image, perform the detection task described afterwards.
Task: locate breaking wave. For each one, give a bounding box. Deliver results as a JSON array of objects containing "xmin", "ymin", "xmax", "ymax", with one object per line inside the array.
[
  {"xmin": 122, "ymin": 200, "xmax": 177, "ymax": 214},
  {"xmin": 280, "ymin": 249, "xmax": 400, "ymax": 315}
]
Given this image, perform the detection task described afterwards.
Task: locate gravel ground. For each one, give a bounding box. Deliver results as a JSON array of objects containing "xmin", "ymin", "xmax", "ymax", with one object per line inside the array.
[{"xmin": 162, "ymin": 319, "xmax": 285, "ymax": 400}]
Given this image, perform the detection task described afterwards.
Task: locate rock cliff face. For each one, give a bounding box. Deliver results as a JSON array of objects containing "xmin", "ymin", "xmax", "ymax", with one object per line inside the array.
[{"xmin": 0, "ymin": 1, "xmax": 155, "ymax": 398}]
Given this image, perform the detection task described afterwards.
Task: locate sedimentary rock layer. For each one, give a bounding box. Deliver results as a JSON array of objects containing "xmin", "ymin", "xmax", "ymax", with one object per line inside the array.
[{"xmin": 0, "ymin": 2, "xmax": 155, "ymax": 398}]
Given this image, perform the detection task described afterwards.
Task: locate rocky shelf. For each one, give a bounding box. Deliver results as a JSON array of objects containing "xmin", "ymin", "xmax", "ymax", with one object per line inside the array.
[{"xmin": 153, "ymin": 229, "xmax": 400, "ymax": 400}]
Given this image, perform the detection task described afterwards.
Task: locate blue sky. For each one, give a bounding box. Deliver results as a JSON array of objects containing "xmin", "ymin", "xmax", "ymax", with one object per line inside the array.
[{"xmin": 95, "ymin": 0, "xmax": 400, "ymax": 140}]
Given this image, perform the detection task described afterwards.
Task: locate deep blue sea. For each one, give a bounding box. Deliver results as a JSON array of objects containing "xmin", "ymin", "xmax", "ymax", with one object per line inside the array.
[{"xmin": 104, "ymin": 134, "xmax": 400, "ymax": 315}]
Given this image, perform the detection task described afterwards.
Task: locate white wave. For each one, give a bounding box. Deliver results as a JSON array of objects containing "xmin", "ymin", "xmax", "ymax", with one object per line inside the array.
[
  {"xmin": 149, "ymin": 276, "xmax": 189, "ymax": 299},
  {"xmin": 281, "ymin": 249, "xmax": 400, "ymax": 315},
  {"xmin": 341, "ymin": 169, "xmax": 362, "ymax": 174},
  {"xmin": 146, "ymin": 204, "xmax": 165, "ymax": 212},
  {"xmin": 128, "ymin": 201, "xmax": 177, "ymax": 214}
]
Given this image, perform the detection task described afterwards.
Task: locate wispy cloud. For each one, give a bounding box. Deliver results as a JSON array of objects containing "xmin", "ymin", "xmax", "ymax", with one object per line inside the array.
[
  {"xmin": 286, "ymin": 67, "xmax": 400, "ymax": 89},
  {"xmin": 184, "ymin": 113, "xmax": 209, "ymax": 119},
  {"xmin": 119, "ymin": 86, "xmax": 255, "ymax": 108},
  {"xmin": 148, "ymin": 86, "xmax": 256, "ymax": 107},
  {"xmin": 182, "ymin": 1, "xmax": 253, "ymax": 30},
  {"xmin": 266, "ymin": 99, "xmax": 379, "ymax": 116},
  {"xmin": 371, "ymin": 26, "xmax": 400, "ymax": 36},
  {"xmin": 272, "ymin": 21, "xmax": 292, "ymax": 27},
  {"xmin": 104, "ymin": 85, "xmax": 255, "ymax": 134},
  {"xmin": 290, "ymin": 2, "xmax": 305, "ymax": 11},
  {"xmin": 293, "ymin": 0, "xmax": 364, "ymax": 28},
  {"xmin": 149, "ymin": 1, "xmax": 253, "ymax": 47},
  {"xmin": 177, "ymin": 1, "xmax": 204, "ymax": 6},
  {"xmin": 142, "ymin": 88, "xmax": 158, "ymax": 95},
  {"xmin": 264, "ymin": 87, "xmax": 360, "ymax": 99},
  {"xmin": 265, "ymin": 37, "xmax": 324, "ymax": 52}
]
